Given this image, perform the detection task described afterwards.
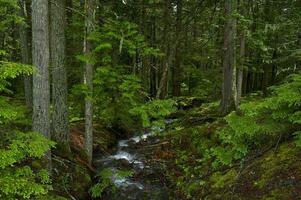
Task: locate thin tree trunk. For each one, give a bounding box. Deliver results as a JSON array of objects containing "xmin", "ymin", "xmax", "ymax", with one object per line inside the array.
[
  {"xmin": 84, "ymin": 0, "xmax": 94, "ymax": 165},
  {"xmin": 235, "ymin": 1, "xmax": 246, "ymax": 109},
  {"xmin": 19, "ymin": 0, "xmax": 32, "ymax": 108},
  {"xmin": 32, "ymin": 0, "xmax": 51, "ymax": 169},
  {"xmin": 150, "ymin": 17, "xmax": 157, "ymax": 97},
  {"xmin": 156, "ymin": 0, "xmax": 171, "ymax": 99},
  {"xmin": 156, "ymin": 62, "xmax": 169, "ymax": 99},
  {"xmin": 172, "ymin": 0, "xmax": 183, "ymax": 97},
  {"xmin": 236, "ymin": 30, "xmax": 245, "ymax": 109},
  {"xmin": 298, "ymin": 31, "xmax": 301, "ymax": 70},
  {"xmin": 220, "ymin": 0, "xmax": 237, "ymax": 114},
  {"xmin": 50, "ymin": 0, "xmax": 69, "ymax": 149}
]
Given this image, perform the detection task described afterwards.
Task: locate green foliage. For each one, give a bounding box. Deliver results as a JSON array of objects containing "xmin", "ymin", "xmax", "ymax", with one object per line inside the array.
[
  {"xmin": 90, "ymin": 168, "xmax": 133, "ymax": 198},
  {"xmin": 0, "ymin": 0, "xmax": 23, "ymax": 60},
  {"xmin": 0, "ymin": 104, "xmax": 54, "ymax": 199},
  {"xmin": 93, "ymin": 65, "xmax": 143, "ymax": 126},
  {"xmin": 182, "ymin": 65, "xmax": 221, "ymax": 99},
  {"xmin": 0, "ymin": 42, "xmax": 54, "ymax": 199},
  {"xmin": 0, "ymin": 61, "xmax": 34, "ymax": 93},
  {"xmin": 213, "ymin": 74, "xmax": 301, "ymax": 166},
  {"xmin": 169, "ymin": 75, "xmax": 301, "ymax": 198},
  {"xmin": 89, "ymin": 19, "xmax": 162, "ymax": 58},
  {"xmin": 130, "ymin": 99, "xmax": 176, "ymax": 128},
  {"xmin": 73, "ymin": 17, "xmax": 174, "ymax": 130},
  {"xmin": 0, "ymin": 132, "xmax": 54, "ymax": 169}
]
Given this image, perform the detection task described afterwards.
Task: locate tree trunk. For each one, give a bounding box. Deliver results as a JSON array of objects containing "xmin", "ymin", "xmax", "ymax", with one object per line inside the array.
[
  {"xmin": 236, "ymin": 30, "xmax": 245, "ymax": 109},
  {"xmin": 298, "ymin": 31, "xmax": 301, "ymax": 70},
  {"xmin": 32, "ymin": 0, "xmax": 51, "ymax": 168},
  {"xmin": 235, "ymin": 1, "xmax": 246, "ymax": 109},
  {"xmin": 149, "ymin": 17, "xmax": 157, "ymax": 97},
  {"xmin": 19, "ymin": 0, "xmax": 32, "ymax": 109},
  {"xmin": 172, "ymin": 0, "xmax": 183, "ymax": 97},
  {"xmin": 156, "ymin": 62, "xmax": 169, "ymax": 99},
  {"xmin": 156, "ymin": 0, "xmax": 171, "ymax": 99},
  {"xmin": 50, "ymin": 0, "xmax": 69, "ymax": 148},
  {"xmin": 84, "ymin": 0, "xmax": 94, "ymax": 165},
  {"xmin": 220, "ymin": 0, "xmax": 237, "ymax": 114}
]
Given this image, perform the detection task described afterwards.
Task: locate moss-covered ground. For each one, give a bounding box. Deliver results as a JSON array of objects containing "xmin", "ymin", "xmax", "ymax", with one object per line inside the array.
[{"xmin": 160, "ymin": 99, "xmax": 301, "ymax": 200}]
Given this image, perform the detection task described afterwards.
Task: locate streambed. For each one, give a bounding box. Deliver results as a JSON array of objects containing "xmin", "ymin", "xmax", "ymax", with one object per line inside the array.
[{"xmin": 94, "ymin": 121, "xmax": 175, "ymax": 199}]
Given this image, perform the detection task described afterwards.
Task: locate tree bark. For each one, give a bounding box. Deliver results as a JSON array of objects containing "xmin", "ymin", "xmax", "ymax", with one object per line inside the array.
[
  {"xmin": 50, "ymin": 0, "xmax": 69, "ymax": 148},
  {"xmin": 84, "ymin": 0, "xmax": 94, "ymax": 165},
  {"xmin": 157, "ymin": 0, "xmax": 172, "ymax": 99},
  {"xmin": 172, "ymin": 0, "xmax": 183, "ymax": 97},
  {"xmin": 220, "ymin": 0, "xmax": 237, "ymax": 114},
  {"xmin": 235, "ymin": 1, "xmax": 246, "ymax": 109},
  {"xmin": 298, "ymin": 31, "xmax": 301, "ymax": 70},
  {"xmin": 156, "ymin": 62, "xmax": 169, "ymax": 99},
  {"xmin": 236, "ymin": 30, "xmax": 245, "ymax": 109},
  {"xmin": 32, "ymin": 0, "xmax": 51, "ymax": 168},
  {"xmin": 19, "ymin": 0, "xmax": 32, "ymax": 109}
]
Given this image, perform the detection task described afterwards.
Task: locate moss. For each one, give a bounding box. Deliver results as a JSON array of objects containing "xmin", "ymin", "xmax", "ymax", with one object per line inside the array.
[
  {"xmin": 256, "ymin": 143, "xmax": 300, "ymax": 188},
  {"xmin": 52, "ymin": 142, "xmax": 73, "ymax": 159},
  {"xmin": 232, "ymin": 142, "xmax": 301, "ymax": 199},
  {"xmin": 250, "ymin": 143, "xmax": 301, "ymax": 199},
  {"xmin": 73, "ymin": 165, "xmax": 91, "ymax": 193},
  {"xmin": 37, "ymin": 194, "xmax": 68, "ymax": 200},
  {"xmin": 261, "ymin": 188, "xmax": 295, "ymax": 200},
  {"xmin": 52, "ymin": 151, "xmax": 92, "ymax": 199},
  {"xmin": 31, "ymin": 160, "xmax": 43, "ymax": 169},
  {"xmin": 210, "ymin": 169, "xmax": 237, "ymax": 189}
]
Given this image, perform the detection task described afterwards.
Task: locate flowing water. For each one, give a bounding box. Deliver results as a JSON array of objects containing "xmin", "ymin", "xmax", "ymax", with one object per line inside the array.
[{"xmin": 94, "ymin": 120, "xmax": 175, "ymax": 199}]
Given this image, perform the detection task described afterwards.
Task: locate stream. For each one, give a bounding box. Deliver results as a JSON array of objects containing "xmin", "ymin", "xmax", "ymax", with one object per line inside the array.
[{"xmin": 94, "ymin": 120, "xmax": 175, "ymax": 199}]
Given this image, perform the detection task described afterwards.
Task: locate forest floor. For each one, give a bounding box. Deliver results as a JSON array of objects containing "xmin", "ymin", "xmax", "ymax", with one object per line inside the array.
[
  {"xmin": 52, "ymin": 98, "xmax": 301, "ymax": 200},
  {"xmin": 159, "ymin": 99, "xmax": 301, "ymax": 200},
  {"xmin": 50, "ymin": 122, "xmax": 117, "ymax": 199}
]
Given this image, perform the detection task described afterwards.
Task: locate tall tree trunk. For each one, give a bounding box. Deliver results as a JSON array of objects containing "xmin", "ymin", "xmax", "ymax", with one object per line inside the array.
[
  {"xmin": 262, "ymin": 0, "xmax": 272, "ymax": 96},
  {"xmin": 84, "ymin": 0, "xmax": 94, "ymax": 165},
  {"xmin": 235, "ymin": 1, "xmax": 246, "ymax": 109},
  {"xmin": 50, "ymin": 0, "xmax": 69, "ymax": 148},
  {"xmin": 297, "ymin": 30, "xmax": 301, "ymax": 70},
  {"xmin": 156, "ymin": 62, "xmax": 169, "ymax": 99},
  {"xmin": 156, "ymin": 0, "xmax": 171, "ymax": 99},
  {"xmin": 32, "ymin": 0, "xmax": 51, "ymax": 168},
  {"xmin": 220, "ymin": 0, "xmax": 237, "ymax": 114},
  {"xmin": 150, "ymin": 17, "xmax": 157, "ymax": 97},
  {"xmin": 236, "ymin": 30, "xmax": 245, "ymax": 109},
  {"xmin": 19, "ymin": 0, "xmax": 32, "ymax": 108},
  {"xmin": 172, "ymin": 0, "xmax": 183, "ymax": 97}
]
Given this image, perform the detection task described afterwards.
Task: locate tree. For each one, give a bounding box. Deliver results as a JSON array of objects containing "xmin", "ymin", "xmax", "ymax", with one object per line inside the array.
[
  {"xmin": 84, "ymin": 0, "xmax": 95, "ymax": 165},
  {"xmin": 18, "ymin": 0, "xmax": 32, "ymax": 108},
  {"xmin": 235, "ymin": 1, "xmax": 247, "ymax": 109},
  {"xmin": 172, "ymin": 0, "xmax": 183, "ymax": 97},
  {"xmin": 50, "ymin": 0, "xmax": 69, "ymax": 149},
  {"xmin": 156, "ymin": 0, "xmax": 172, "ymax": 99},
  {"xmin": 220, "ymin": 0, "xmax": 237, "ymax": 114},
  {"xmin": 31, "ymin": 0, "xmax": 51, "ymax": 167}
]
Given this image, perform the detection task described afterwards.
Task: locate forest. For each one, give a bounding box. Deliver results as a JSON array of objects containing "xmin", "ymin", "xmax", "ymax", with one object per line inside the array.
[{"xmin": 1, "ymin": 0, "xmax": 301, "ymax": 199}]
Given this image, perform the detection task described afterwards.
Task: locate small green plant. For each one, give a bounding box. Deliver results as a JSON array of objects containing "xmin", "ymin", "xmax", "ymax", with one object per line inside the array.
[
  {"xmin": 130, "ymin": 99, "xmax": 176, "ymax": 128},
  {"xmin": 90, "ymin": 168, "xmax": 133, "ymax": 198}
]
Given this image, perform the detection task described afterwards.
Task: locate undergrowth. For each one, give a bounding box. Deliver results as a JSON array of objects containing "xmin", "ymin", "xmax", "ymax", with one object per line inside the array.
[{"xmin": 168, "ymin": 74, "xmax": 301, "ymax": 199}]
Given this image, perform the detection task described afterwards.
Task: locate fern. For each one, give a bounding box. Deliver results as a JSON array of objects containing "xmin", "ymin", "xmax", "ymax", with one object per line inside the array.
[{"xmin": 213, "ymin": 74, "xmax": 301, "ymax": 166}]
